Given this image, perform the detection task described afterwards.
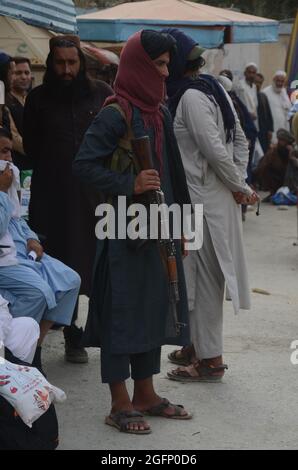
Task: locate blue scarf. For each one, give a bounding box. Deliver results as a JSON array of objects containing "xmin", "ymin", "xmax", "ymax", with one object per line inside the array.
[{"xmin": 163, "ymin": 28, "xmax": 236, "ymax": 143}]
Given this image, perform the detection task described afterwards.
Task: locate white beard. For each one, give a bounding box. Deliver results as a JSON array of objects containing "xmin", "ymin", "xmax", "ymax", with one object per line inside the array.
[{"xmin": 273, "ymin": 84, "xmax": 283, "ymax": 94}]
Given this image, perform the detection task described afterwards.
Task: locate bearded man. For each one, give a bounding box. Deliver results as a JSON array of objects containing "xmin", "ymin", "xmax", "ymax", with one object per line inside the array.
[
  {"xmin": 23, "ymin": 35, "xmax": 113, "ymax": 363},
  {"xmin": 263, "ymin": 71, "xmax": 291, "ymax": 143},
  {"xmin": 255, "ymin": 128, "xmax": 295, "ymax": 195}
]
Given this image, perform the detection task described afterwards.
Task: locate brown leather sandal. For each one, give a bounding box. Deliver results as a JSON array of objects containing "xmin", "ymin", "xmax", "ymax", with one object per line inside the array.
[
  {"xmin": 143, "ymin": 398, "xmax": 192, "ymax": 420},
  {"xmin": 167, "ymin": 345, "xmax": 195, "ymax": 366},
  {"xmin": 105, "ymin": 410, "xmax": 151, "ymax": 434},
  {"xmin": 167, "ymin": 358, "xmax": 228, "ymax": 383}
]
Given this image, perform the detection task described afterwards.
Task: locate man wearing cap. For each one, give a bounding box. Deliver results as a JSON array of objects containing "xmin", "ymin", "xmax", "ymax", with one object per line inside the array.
[
  {"xmin": 235, "ymin": 63, "xmax": 264, "ymax": 170},
  {"xmin": 263, "ymin": 71, "xmax": 292, "ymax": 143},
  {"xmin": 163, "ymin": 29, "xmax": 259, "ymax": 382},
  {"xmin": 255, "ymin": 128, "xmax": 295, "ymax": 195},
  {"xmin": 236, "ymin": 63, "xmax": 259, "ymax": 123},
  {"xmin": 23, "ymin": 35, "xmax": 113, "ymax": 363}
]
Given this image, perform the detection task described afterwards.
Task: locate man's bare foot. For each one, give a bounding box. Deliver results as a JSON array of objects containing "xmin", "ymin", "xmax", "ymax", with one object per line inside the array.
[
  {"xmin": 110, "ymin": 402, "xmax": 150, "ymax": 433},
  {"xmin": 133, "ymin": 395, "xmax": 191, "ymax": 419}
]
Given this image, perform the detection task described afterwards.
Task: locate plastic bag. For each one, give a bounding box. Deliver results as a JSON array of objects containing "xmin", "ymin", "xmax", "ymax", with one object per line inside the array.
[
  {"xmin": 271, "ymin": 186, "xmax": 298, "ymax": 206},
  {"xmin": 0, "ymin": 360, "xmax": 66, "ymax": 428}
]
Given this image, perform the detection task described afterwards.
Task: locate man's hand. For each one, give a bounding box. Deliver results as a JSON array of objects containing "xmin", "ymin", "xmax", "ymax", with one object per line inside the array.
[
  {"xmin": 0, "ymin": 164, "xmax": 13, "ymax": 192},
  {"xmin": 250, "ymin": 112, "xmax": 257, "ymax": 121},
  {"xmin": 27, "ymin": 239, "xmax": 44, "ymax": 261},
  {"xmin": 134, "ymin": 170, "xmax": 161, "ymax": 195},
  {"xmin": 233, "ymin": 191, "xmax": 260, "ymax": 205}
]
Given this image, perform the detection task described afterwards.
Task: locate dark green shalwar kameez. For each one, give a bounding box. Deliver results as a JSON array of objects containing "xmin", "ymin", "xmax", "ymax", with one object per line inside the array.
[{"xmin": 74, "ymin": 105, "xmax": 191, "ymax": 383}]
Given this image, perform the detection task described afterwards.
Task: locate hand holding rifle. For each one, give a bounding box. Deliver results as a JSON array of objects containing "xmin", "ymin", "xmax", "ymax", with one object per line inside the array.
[
  {"xmin": 131, "ymin": 136, "xmax": 186, "ymax": 335},
  {"xmin": 134, "ymin": 169, "xmax": 160, "ymax": 194}
]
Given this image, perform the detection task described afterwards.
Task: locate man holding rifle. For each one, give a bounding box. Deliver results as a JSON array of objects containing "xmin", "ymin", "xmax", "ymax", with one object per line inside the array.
[{"xmin": 74, "ymin": 30, "xmax": 192, "ymax": 435}]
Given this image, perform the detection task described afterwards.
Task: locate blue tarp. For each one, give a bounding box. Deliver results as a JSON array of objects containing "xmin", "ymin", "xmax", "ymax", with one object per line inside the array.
[
  {"xmin": 0, "ymin": 0, "xmax": 77, "ymax": 33},
  {"xmin": 78, "ymin": 18, "xmax": 279, "ymax": 48},
  {"xmin": 78, "ymin": 19, "xmax": 226, "ymax": 48},
  {"xmin": 232, "ymin": 23, "xmax": 279, "ymax": 44}
]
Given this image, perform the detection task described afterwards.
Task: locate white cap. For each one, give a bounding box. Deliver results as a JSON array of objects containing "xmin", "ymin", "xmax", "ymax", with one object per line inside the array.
[
  {"xmin": 245, "ymin": 62, "xmax": 258, "ymax": 71},
  {"xmin": 273, "ymin": 70, "xmax": 287, "ymax": 78},
  {"xmin": 218, "ymin": 75, "xmax": 233, "ymax": 92}
]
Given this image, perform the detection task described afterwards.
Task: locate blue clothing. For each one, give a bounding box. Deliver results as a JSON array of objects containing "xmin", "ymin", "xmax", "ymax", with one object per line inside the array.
[
  {"xmin": 0, "ymin": 192, "xmax": 81, "ymax": 325},
  {"xmin": 74, "ymin": 105, "xmax": 191, "ymax": 355}
]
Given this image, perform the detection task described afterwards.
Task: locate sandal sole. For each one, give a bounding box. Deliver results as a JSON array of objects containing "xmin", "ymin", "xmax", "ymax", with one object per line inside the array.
[
  {"xmin": 167, "ymin": 373, "xmax": 223, "ymax": 383},
  {"xmin": 143, "ymin": 410, "xmax": 192, "ymax": 420},
  {"xmin": 168, "ymin": 357, "xmax": 191, "ymax": 367},
  {"xmin": 105, "ymin": 416, "xmax": 152, "ymax": 435}
]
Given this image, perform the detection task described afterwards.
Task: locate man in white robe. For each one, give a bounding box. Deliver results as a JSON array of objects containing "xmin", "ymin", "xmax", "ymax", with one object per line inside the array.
[
  {"xmin": 235, "ymin": 63, "xmax": 264, "ymax": 168},
  {"xmin": 236, "ymin": 63, "xmax": 259, "ymax": 124},
  {"xmin": 263, "ymin": 71, "xmax": 291, "ymax": 143},
  {"xmin": 163, "ymin": 28, "xmax": 259, "ymax": 382}
]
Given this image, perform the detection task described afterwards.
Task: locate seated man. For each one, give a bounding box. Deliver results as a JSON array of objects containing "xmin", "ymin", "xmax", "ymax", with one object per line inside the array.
[
  {"xmin": 0, "ymin": 293, "xmax": 39, "ymax": 364},
  {"xmin": 0, "ymin": 128, "xmax": 81, "ymax": 369},
  {"xmin": 254, "ymin": 128, "xmax": 295, "ymax": 197}
]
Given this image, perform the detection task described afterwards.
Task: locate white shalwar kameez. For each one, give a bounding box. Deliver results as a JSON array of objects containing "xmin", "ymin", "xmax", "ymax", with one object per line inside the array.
[{"xmin": 174, "ymin": 88, "xmax": 252, "ymax": 359}]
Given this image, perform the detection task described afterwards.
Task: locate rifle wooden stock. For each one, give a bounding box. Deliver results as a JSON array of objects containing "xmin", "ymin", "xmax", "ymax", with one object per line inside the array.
[
  {"xmin": 131, "ymin": 136, "xmax": 154, "ymax": 171},
  {"xmin": 131, "ymin": 136, "xmax": 185, "ymax": 335}
]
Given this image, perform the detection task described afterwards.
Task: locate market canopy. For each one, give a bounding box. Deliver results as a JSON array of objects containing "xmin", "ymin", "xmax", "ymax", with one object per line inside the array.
[
  {"xmin": 78, "ymin": 0, "xmax": 279, "ymax": 48},
  {"xmin": 0, "ymin": 0, "xmax": 78, "ymax": 34}
]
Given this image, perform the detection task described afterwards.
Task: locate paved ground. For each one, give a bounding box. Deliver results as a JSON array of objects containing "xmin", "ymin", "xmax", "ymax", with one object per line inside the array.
[{"xmin": 43, "ymin": 198, "xmax": 298, "ymax": 450}]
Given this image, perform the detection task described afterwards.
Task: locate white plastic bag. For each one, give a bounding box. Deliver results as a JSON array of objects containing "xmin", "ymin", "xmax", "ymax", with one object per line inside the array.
[{"xmin": 0, "ymin": 360, "xmax": 66, "ymax": 427}]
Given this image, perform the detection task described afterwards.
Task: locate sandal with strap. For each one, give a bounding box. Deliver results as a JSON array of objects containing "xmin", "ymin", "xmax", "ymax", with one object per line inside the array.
[
  {"xmin": 105, "ymin": 410, "xmax": 152, "ymax": 435},
  {"xmin": 167, "ymin": 360, "xmax": 228, "ymax": 383},
  {"xmin": 143, "ymin": 398, "xmax": 192, "ymax": 420},
  {"xmin": 168, "ymin": 345, "xmax": 195, "ymax": 366}
]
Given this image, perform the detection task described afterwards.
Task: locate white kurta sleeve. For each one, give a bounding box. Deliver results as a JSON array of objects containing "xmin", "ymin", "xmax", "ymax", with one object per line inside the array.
[
  {"xmin": 232, "ymin": 114, "xmax": 250, "ymax": 182},
  {"xmin": 181, "ymin": 89, "xmax": 251, "ymax": 194},
  {"xmin": 0, "ymin": 295, "xmax": 12, "ymax": 344}
]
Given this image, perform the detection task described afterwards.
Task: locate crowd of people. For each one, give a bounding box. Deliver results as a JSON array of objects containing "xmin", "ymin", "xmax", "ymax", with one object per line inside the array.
[{"xmin": 0, "ymin": 29, "xmax": 297, "ymax": 441}]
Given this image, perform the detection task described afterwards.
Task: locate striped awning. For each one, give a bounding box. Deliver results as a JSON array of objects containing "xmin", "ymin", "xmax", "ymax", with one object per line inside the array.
[{"xmin": 0, "ymin": 0, "xmax": 78, "ymax": 34}]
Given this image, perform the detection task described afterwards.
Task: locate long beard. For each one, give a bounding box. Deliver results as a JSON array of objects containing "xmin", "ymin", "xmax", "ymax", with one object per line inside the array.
[
  {"xmin": 278, "ymin": 146, "xmax": 290, "ymax": 160},
  {"xmin": 44, "ymin": 71, "xmax": 91, "ymax": 99},
  {"xmin": 273, "ymin": 84, "xmax": 283, "ymax": 94}
]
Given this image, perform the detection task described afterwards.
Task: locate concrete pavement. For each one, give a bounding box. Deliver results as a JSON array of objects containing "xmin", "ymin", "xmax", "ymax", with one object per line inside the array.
[{"xmin": 43, "ymin": 199, "xmax": 298, "ymax": 450}]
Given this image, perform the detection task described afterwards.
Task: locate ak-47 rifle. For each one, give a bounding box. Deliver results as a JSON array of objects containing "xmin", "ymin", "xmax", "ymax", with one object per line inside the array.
[{"xmin": 131, "ymin": 136, "xmax": 186, "ymax": 335}]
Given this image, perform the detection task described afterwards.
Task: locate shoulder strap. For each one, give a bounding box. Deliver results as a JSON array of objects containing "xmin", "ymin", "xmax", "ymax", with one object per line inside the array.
[
  {"xmin": 106, "ymin": 103, "xmax": 133, "ymax": 150},
  {"xmin": 105, "ymin": 103, "xmax": 141, "ymax": 174}
]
